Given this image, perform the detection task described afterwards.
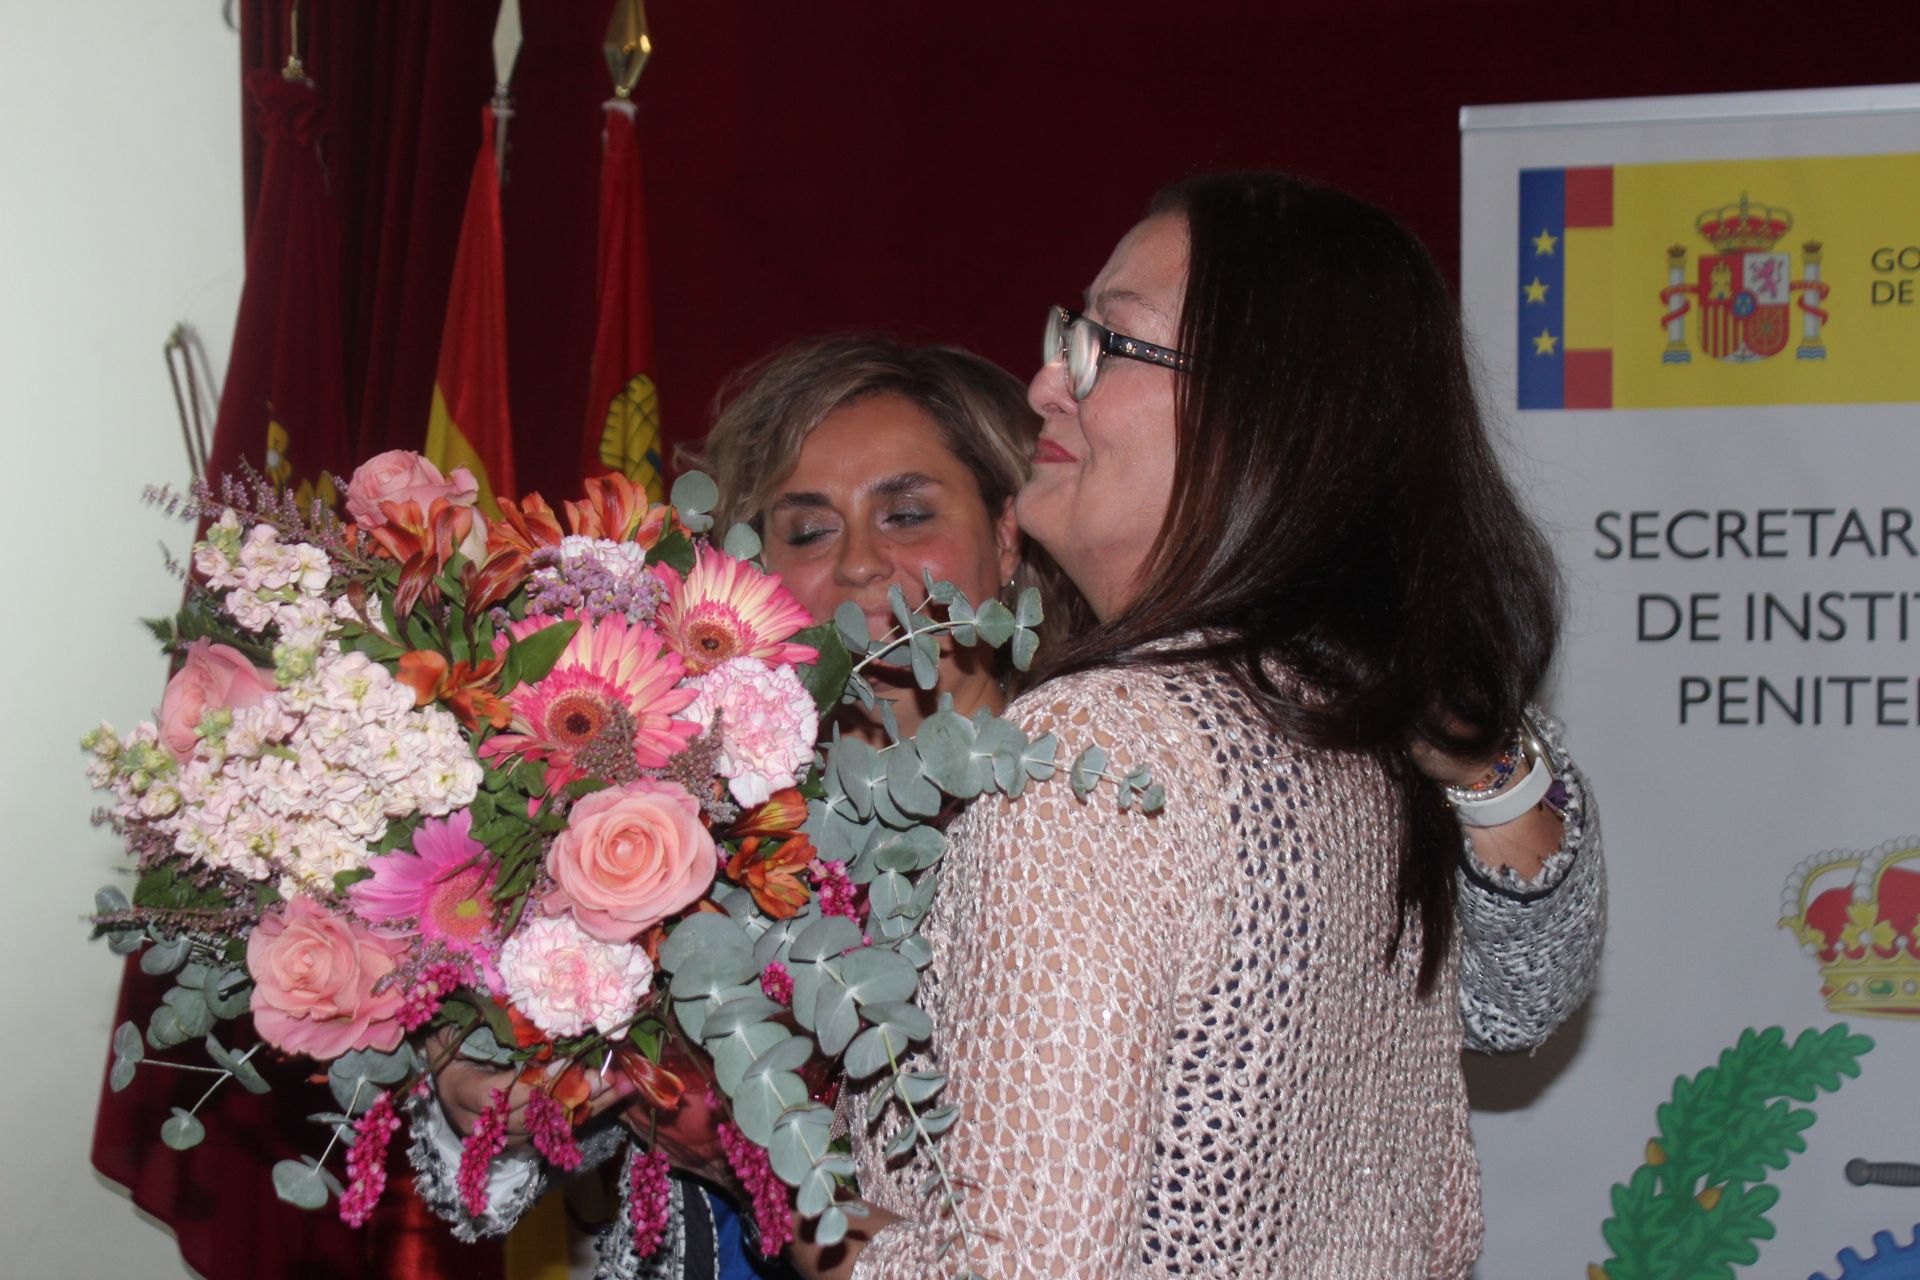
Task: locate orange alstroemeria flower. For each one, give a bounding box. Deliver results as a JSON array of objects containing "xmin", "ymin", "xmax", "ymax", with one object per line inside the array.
[
  {"xmin": 726, "ymin": 834, "xmax": 817, "ymax": 920},
  {"xmin": 463, "ymin": 547, "xmax": 531, "ymax": 615},
  {"xmin": 564, "ymin": 473, "xmax": 678, "ymax": 548},
  {"xmin": 487, "ymin": 493, "xmax": 565, "ymax": 559},
  {"xmin": 364, "ymin": 495, "xmax": 474, "ymax": 618},
  {"xmin": 396, "ymin": 649, "xmax": 512, "ymax": 731},
  {"xmin": 728, "ymin": 787, "xmax": 809, "ymax": 841},
  {"xmin": 613, "ymin": 1046, "xmax": 688, "ymax": 1112}
]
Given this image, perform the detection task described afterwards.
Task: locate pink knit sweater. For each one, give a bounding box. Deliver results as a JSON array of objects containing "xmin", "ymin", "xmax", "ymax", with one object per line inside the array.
[{"xmin": 849, "ymin": 660, "xmax": 1482, "ymax": 1278}]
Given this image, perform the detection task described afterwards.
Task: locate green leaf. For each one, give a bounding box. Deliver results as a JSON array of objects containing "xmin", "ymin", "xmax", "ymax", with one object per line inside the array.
[
  {"xmin": 883, "ymin": 741, "xmax": 942, "ymax": 818},
  {"xmin": 140, "ymin": 934, "xmax": 190, "ymax": 976},
  {"xmin": 505, "ymin": 618, "xmax": 579, "ymax": 689},
  {"xmin": 916, "ymin": 707, "xmax": 986, "ymax": 798},
  {"xmin": 1015, "ymin": 586, "xmax": 1045, "ymax": 630},
  {"xmin": 887, "ymin": 583, "xmax": 915, "ymax": 638},
  {"xmin": 812, "ymin": 980, "xmax": 861, "ymax": 1057},
  {"xmin": 973, "ymin": 598, "xmax": 1016, "ymax": 647},
  {"xmin": 834, "ymin": 947, "xmax": 919, "ymax": 1005},
  {"xmin": 700, "ymin": 995, "xmax": 786, "ymax": 1040},
  {"xmin": 162, "ymin": 985, "xmax": 215, "ymax": 1038},
  {"xmin": 95, "ymin": 885, "xmax": 132, "ymax": 915},
  {"xmin": 161, "ymin": 1109, "xmax": 206, "ymax": 1151},
  {"xmin": 648, "ymin": 529, "xmax": 698, "ymax": 573},
  {"xmin": 1071, "ymin": 745, "xmax": 1108, "ymax": 799},
  {"xmin": 671, "ymin": 470, "xmax": 720, "ymax": 516},
  {"xmin": 908, "ymin": 631, "xmax": 939, "ymax": 690},
  {"xmin": 670, "ymin": 949, "xmax": 762, "ymax": 1001},
  {"xmin": 708, "ymin": 1021, "xmax": 794, "ymax": 1093},
  {"xmin": 893, "ymin": 1071, "xmax": 947, "ymax": 1106},
  {"xmin": 844, "ymin": 1024, "xmax": 913, "ymax": 1079},
  {"xmin": 203, "ymin": 968, "xmax": 253, "ymax": 1019},
  {"xmin": 1011, "ymin": 626, "xmax": 1039, "ymax": 671},
  {"xmin": 831, "ymin": 601, "xmax": 871, "ymax": 652},
  {"xmin": 768, "ymin": 1102, "xmax": 836, "ymax": 1185},
  {"xmin": 795, "ymin": 624, "xmax": 852, "ymax": 714},
  {"xmin": 813, "ymin": 1205, "xmax": 850, "ymax": 1248},
  {"xmin": 1138, "ymin": 783, "xmax": 1167, "ymax": 814},
  {"xmin": 271, "ymin": 1157, "xmax": 333, "ymax": 1211},
  {"xmin": 110, "ymin": 1021, "xmax": 144, "ymax": 1092},
  {"xmin": 659, "ymin": 913, "xmax": 756, "ymax": 974},
  {"xmin": 206, "ymin": 1035, "xmax": 270, "ymax": 1095},
  {"xmin": 729, "ymin": 1068, "xmax": 810, "ymax": 1147},
  {"xmin": 722, "ymin": 522, "xmax": 762, "ymax": 560},
  {"xmin": 146, "ymin": 1004, "xmax": 188, "ymax": 1050}
]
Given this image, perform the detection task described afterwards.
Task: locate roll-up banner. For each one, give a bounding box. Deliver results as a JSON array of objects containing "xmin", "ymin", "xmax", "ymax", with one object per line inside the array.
[{"xmin": 1460, "ymin": 86, "xmax": 1920, "ymax": 1279}]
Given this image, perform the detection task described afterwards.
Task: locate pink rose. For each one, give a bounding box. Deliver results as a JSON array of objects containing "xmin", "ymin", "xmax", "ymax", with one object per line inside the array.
[
  {"xmin": 158, "ymin": 639, "xmax": 278, "ymax": 759},
  {"xmin": 247, "ymin": 897, "xmax": 410, "ymax": 1060},
  {"xmin": 545, "ymin": 779, "xmax": 716, "ymax": 942},
  {"xmin": 345, "ymin": 450, "xmax": 479, "ymax": 528}
]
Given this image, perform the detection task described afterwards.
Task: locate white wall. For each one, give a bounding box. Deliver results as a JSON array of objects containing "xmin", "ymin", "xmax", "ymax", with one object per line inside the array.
[{"xmin": 0, "ymin": 4, "xmax": 243, "ymax": 1274}]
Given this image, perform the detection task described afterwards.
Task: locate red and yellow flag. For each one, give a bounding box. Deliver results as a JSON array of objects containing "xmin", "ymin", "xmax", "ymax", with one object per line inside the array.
[
  {"xmin": 425, "ymin": 105, "xmax": 516, "ymax": 516},
  {"xmin": 580, "ymin": 98, "xmax": 664, "ymax": 501}
]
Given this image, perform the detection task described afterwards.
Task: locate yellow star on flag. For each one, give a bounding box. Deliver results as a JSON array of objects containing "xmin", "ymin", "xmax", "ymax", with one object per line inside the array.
[
  {"xmin": 1533, "ymin": 329, "xmax": 1559, "ymax": 356},
  {"xmin": 1523, "ymin": 277, "xmax": 1550, "ymax": 303},
  {"xmin": 1532, "ymin": 229, "xmax": 1558, "ymax": 256}
]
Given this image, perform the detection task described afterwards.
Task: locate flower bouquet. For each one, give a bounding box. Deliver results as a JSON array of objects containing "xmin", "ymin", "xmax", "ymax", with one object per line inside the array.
[{"xmin": 87, "ymin": 450, "xmax": 1130, "ymax": 1261}]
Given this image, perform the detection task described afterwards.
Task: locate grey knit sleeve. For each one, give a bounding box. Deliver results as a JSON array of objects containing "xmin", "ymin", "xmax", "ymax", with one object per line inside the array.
[
  {"xmin": 403, "ymin": 1091, "xmax": 632, "ymax": 1240},
  {"xmin": 1455, "ymin": 708, "xmax": 1606, "ymax": 1053}
]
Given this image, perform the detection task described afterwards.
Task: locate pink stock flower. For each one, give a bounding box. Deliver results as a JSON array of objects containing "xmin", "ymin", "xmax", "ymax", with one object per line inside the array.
[
  {"xmin": 247, "ymin": 897, "xmax": 410, "ymax": 1060},
  {"xmin": 157, "ymin": 639, "xmax": 278, "ymax": 759},
  {"xmin": 543, "ymin": 779, "xmax": 716, "ymax": 943},
  {"xmin": 682, "ymin": 658, "xmax": 817, "ymax": 807},
  {"xmin": 653, "ymin": 548, "xmax": 817, "ymax": 676},
  {"xmin": 348, "ymin": 810, "xmax": 496, "ymax": 949},
  {"xmin": 480, "ymin": 613, "xmax": 698, "ymax": 790},
  {"xmin": 345, "ymin": 450, "xmax": 479, "ymax": 528}
]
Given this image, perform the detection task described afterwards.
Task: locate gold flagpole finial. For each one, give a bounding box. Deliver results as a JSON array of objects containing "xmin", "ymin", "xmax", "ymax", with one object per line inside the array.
[
  {"xmin": 604, "ymin": 0, "xmax": 652, "ymax": 99},
  {"xmin": 282, "ymin": 0, "xmax": 307, "ymax": 81}
]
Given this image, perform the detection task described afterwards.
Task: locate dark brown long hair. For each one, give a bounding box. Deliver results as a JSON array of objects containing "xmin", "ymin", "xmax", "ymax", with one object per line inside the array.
[{"xmin": 1047, "ymin": 172, "xmax": 1561, "ymax": 993}]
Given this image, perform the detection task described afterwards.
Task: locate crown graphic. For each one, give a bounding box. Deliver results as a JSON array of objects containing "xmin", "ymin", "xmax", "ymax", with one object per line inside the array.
[
  {"xmin": 1696, "ymin": 194, "xmax": 1794, "ymax": 253},
  {"xmin": 1780, "ymin": 837, "xmax": 1920, "ymax": 1020}
]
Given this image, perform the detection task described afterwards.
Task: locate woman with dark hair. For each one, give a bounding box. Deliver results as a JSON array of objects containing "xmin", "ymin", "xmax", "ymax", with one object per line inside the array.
[{"xmin": 787, "ymin": 174, "xmax": 1603, "ymax": 1279}]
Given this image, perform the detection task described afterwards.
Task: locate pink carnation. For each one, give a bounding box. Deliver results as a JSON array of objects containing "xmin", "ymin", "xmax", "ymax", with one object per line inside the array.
[
  {"xmin": 682, "ymin": 657, "xmax": 817, "ymax": 808},
  {"xmin": 499, "ymin": 912, "xmax": 653, "ymax": 1039},
  {"xmin": 247, "ymin": 897, "xmax": 410, "ymax": 1060},
  {"xmin": 157, "ymin": 639, "xmax": 278, "ymax": 759}
]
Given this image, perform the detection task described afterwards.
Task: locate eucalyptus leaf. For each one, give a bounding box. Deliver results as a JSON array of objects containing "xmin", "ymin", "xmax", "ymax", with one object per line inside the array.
[
  {"xmin": 106, "ymin": 927, "xmax": 145, "ymax": 955},
  {"xmin": 908, "ymin": 631, "xmax": 939, "ymax": 690},
  {"xmin": 886, "ymin": 583, "xmax": 915, "ymax": 639},
  {"xmin": 162, "ymin": 985, "xmax": 215, "ymax": 1038},
  {"xmin": 806, "ymin": 797, "xmax": 870, "ymax": 862},
  {"xmin": 204, "ymin": 968, "xmax": 253, "ymax": 1019},
  {"xmin": 95, "ymin": 886, "xmax": 132, "ymax": 914},
  {"xmin": 271, "ymin": 1158, "xmax": 332, "ymax": 1210},
  {"xmin": 973, "ymin": 715, "xmax": 1030, "ymax": 797},
  {"xmin": 1021, "ymin": 733, "xmax": 1060, "ymax": 782},
  {"xmin": 670, "ymin": 470, "xmax": 720, "ymax": 516},
  {"xmin": 786, "ymin": 962, "xmax": 826, "ymax": 1033},
  {"xmin": 898, "ymin": 932, "xmax": 935, "ymax": 970},
  {"xmin": 658, "ymin": 913, "xmax": 755, "ymax": 974},
  {"xmin": 333, "ymin": 1043, "xmax": 416, "ymax": 1085},
  {"xmin": 745, "ymin": 1034, "xmax": 817, "ymax": 1080},
  {"xmin": 917, "ymin": 1104, "xmax": 960, "ymax": 1136},
  {"xmin": 110, "ymin": 1021, "xmax": 143, "ymax": 1092},
  {"xmin": 973, "ymin": 598, "xmax": 1016, "ymax": 648},
  {"xmin": 729, "ymin": 1068, "xmax": 810, "ymax": 1147},
  {"xmin": 722, "ymin": 522, "xmax": 763, "ymax": 560},
  {"xmin": 866, "ymin": 870, "xmax": 913, "ymax": 924},
  {"xmin": 842, "ymin": 670, "xmax": 876, "ymax": 710},
  {"xmin": 140, "ymin": 934, "xmax": 190, "ymax": 976},
  {"xmin": 789, "ymin": 916, "xmax": 862, "ymax": 963},
  {"xmin": 670, "ymin": 949, "xmax": 763, "ymax": 1000},
  {"xmin": 916, "ymin": 709, "xmax": 985, "ymax": 798},
  {"xmin": 832, "ymin": 601, "xmax": 871, "ymax": 652},
  {"xmin": 699, "ymin": 995, "xmax": 785, "ymax": 1041},
  {"xmin": 832, "ymin": 738, "xmax": 884, "ymax": 820},
  {"xmin": 768, "ymin": 1102, "xmax": 836, "ymax": 1185},
  {"xmin": 1011, "ymin": 626, "xmax": 1039, "ymax": 671},
  {"xmin": 813, "ymin": 1205, "xmax": 850, "ymax": 1248},
  {"xmin": 835, "ymin": 947, "xmax": 919, "ymax": 1005},
  {"xmin": 1139, "ymin": 782, "xmax": 1167, "ymax": 814},
  {"xmin": 175, "ymin": 961, "xmax": 211, "ymax": 990},
  {"xmin": 674, "ymin": 995, "xmax": 717, "ymax": 1044},
  {"xmin": 812, "ymin": 981, "xmax": 860, "ymax": 1057},
  {"xmin": 879, "ymin": 698, "xmax": 903, "ymax": 744},
  {"xmin": 922, "ymin": 571, "xmax": 959, "ymax": 607},
  {"xmin": 843, "ymin": 1024, "xmax": 912, "ymax": 1079},
  {"xmin": 1015, "ymin": 586, "xmax": 1045, "ymax": 629},
  {"xmin": 884, "ymin": 1123, "xmax": 921, "ymax": 1160},
  {"xmin": 1071, "ymin": 745, "xmax": 1109, "ymax": 799},
  {"xmin": 160, "ymin": 1109, "xmax": 206, "ymax": 1151},
  {"xmin": 796, "ymin": 1166, "xmax": 837, "ymax": 1217},
  {"xmin": 146, "ymin": 1004, "xmax": 187, "ymax": 1050},
  {"xmin": 945, "ymin": 595, "xmax": 978, "ymax": 646},
  {"xmin": 861, "ymin": 999, "xmax": 935, "ymax": 1041},
  {"xmin": 893, "ymin": 1071, "xmax": 947, "ymax": 1105},
  {"xmin": 709, "ymin": 1022, "xmax": 793, "ymax": 1094}
]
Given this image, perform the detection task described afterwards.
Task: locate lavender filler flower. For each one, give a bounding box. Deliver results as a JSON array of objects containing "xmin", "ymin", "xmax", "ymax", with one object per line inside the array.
[{"xmin": 527, "ymin": 535, "xmax": 670, "ymax": 624}]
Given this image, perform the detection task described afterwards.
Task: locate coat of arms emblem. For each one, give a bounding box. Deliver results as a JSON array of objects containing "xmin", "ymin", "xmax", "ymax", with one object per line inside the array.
[{"xmin": 1657, "ymin": 194, "xmax": 1831, "ymax": 363}]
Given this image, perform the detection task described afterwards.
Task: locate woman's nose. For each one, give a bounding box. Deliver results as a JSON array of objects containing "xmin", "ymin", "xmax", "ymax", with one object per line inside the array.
[
  {"xmin": 833, "ymin": 522, "xmax": 892, "ymax": 587},
  {"xmin": 1028, "ymin": 357, "xmax": 1075, "ymax": 419}
]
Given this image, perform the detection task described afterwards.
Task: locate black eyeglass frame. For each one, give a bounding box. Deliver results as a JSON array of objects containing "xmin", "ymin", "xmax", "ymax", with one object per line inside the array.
[{"xmin": 1045, "ymin": 304, "xmax": 1198, "ymax": 401}]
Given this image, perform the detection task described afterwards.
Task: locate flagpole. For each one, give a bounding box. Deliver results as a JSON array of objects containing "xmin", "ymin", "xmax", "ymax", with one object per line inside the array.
[
  {"xmin": 492, "ymin": 0, "xmax": 521, "ymax": 186},
  {"xmin": 282, "ymin": 0, "xmax": 306, "ymax": 83}
]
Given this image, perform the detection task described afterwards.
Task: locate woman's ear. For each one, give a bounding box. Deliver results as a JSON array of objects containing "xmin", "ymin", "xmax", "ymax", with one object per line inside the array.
[{"xmin": 994, "ymin": 497, "xmax": 1022, "ymax": 584}]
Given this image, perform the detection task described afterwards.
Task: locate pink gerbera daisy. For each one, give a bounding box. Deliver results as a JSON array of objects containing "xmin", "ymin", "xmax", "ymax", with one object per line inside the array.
[
  {"xmin": 349, "ymin": 810, "xmax": 497, "ymax": 949},
  {"xmin": 653, "ymin": 548, "xmax": 818, "ymax": 676},
  {"xmin": 481, "ymin": 611, "xmax": 698, "ymax": 788}
]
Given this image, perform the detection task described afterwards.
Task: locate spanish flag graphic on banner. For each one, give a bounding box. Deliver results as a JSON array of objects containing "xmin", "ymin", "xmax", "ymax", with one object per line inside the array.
[{"xmin": 1516, "ymin": 152, "xmax": 1920, "ymax": 410}]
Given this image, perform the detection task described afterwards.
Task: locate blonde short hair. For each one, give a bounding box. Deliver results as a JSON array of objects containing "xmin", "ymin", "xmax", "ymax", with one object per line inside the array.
[{"xmin": 680, "ymin": 334, "xmax": 1071, "ymax": 671}]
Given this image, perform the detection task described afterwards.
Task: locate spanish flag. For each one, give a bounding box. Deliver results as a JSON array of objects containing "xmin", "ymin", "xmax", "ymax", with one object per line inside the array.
[
  {"xmin": 580, "ymin": 98, "xmax": 665, "ymax": 501},
  {"xmin": 425, "ymin": 104, "xmax": 516, "ymax": 517},
  {"xmin": 1516, "ymin": 152, "xmax": 1920, "ymax": 410}
]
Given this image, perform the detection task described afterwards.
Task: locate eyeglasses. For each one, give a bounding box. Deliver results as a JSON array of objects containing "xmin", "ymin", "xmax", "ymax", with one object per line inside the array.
[{"xmin": 1043, "ymin": 304, "xmax": 1196, "ymax": 402}]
